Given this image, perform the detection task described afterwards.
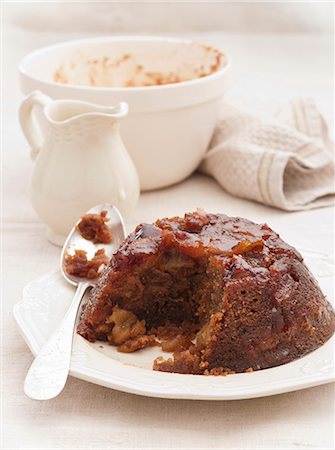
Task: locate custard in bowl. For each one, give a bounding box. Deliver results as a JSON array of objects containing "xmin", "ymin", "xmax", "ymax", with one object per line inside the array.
[{"xmin": 19, "ymin": 36, "xmax": 230, "ymax": 190}]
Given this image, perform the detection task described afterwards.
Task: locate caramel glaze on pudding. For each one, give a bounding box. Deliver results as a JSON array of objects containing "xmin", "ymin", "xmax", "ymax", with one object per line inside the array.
[{"xmin": 77, "ymin": 211, "xmax": 335, "ymax": 375}]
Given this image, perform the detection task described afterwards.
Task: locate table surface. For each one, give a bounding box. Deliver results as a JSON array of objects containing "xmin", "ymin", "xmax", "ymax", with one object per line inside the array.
[{"xmin": 2, "ymin": 20, "xmax": 334, "ymax": 450}]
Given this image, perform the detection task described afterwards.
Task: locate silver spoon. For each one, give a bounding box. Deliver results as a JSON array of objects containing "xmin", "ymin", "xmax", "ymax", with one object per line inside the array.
[{"xmin": 24, "ymin": 204, "xmax": 126, "ymax": 400}]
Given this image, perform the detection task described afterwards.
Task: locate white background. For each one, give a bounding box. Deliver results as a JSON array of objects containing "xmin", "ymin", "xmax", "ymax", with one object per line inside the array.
[
  {"xmin": 2, "ymin": 2, "xmax": 334, "ymax": 450},
  {"xmin": 4, "ymin": 1, "xmax": 333, "ymax": 33}
]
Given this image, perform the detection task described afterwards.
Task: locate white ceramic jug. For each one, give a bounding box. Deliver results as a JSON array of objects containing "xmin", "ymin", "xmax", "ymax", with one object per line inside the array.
[{"xmin": 19, "ymin": 91, "xmax": 139, "ymax": 245}]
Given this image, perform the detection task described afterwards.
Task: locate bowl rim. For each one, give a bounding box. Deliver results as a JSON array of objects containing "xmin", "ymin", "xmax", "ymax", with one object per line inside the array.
[{"xmin": 19, "ymin": 35, "xmax": 231, "ymax": 93}]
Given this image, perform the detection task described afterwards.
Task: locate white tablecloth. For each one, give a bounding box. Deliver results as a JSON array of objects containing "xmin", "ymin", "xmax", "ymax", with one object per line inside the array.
[{"xmin": 3, "ymin": 20, "xmax": 334, "ymax": 449}]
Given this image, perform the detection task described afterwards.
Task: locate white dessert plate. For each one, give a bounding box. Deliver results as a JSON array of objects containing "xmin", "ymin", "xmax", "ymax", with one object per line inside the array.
[{"xmin": 14, "ymin": 250, "xmax": 334, "ymax": 400}]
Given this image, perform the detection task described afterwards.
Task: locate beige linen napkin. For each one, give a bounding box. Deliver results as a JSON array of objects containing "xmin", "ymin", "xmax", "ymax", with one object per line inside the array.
[{"xmin": 200, "ymin": 98, "xmax": 334, "ymax": 210}]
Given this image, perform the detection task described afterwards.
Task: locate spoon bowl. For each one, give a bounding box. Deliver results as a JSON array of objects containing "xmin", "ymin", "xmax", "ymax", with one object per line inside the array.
[{"xmin": 61, "ymin": 204, "xmax": 127, "ymax": 286}]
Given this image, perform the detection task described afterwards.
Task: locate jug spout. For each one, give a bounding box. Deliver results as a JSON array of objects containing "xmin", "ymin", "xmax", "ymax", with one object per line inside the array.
[
  {"xmin": 46, "ymin": 100, "xmax": 128, "ymax": 125},
  {"xmin": 98, "ymin": 102, "xmax": 129, "ymax": 119}
]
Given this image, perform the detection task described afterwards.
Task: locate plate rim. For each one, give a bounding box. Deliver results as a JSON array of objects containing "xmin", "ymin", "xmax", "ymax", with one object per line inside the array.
[{"xmin": 13, "ymin": 270, "xmax": 335, "ymax": 401}]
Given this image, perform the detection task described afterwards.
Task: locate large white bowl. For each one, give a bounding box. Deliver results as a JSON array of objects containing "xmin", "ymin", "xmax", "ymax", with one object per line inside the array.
[{"xmin": 19, "ymin": 36, "xmax": 231, "ymax": 190}]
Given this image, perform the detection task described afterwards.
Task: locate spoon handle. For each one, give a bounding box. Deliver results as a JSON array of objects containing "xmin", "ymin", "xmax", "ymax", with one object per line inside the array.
[{"xmin": 24, "ymin": 281, "xmax": 89, "ymax": 400}]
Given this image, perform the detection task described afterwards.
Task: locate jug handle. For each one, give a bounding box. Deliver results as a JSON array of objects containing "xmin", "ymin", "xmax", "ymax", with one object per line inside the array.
[{"xmin": 19, "ymin": 91, "xmax": 51, "ymax": 160}]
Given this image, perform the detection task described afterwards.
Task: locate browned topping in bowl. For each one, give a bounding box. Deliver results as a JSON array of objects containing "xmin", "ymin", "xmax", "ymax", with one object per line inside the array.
[
  {"xmin": 64, "ymin": 248, "xmax": 108, "ymax": 279},
  {"xmin": 53, "ymin": 46, "xmax": 225, "ymax": 88},
  {"xmin": 77, "ymin": 211, "xmax": 112, "ymax": 244}
]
